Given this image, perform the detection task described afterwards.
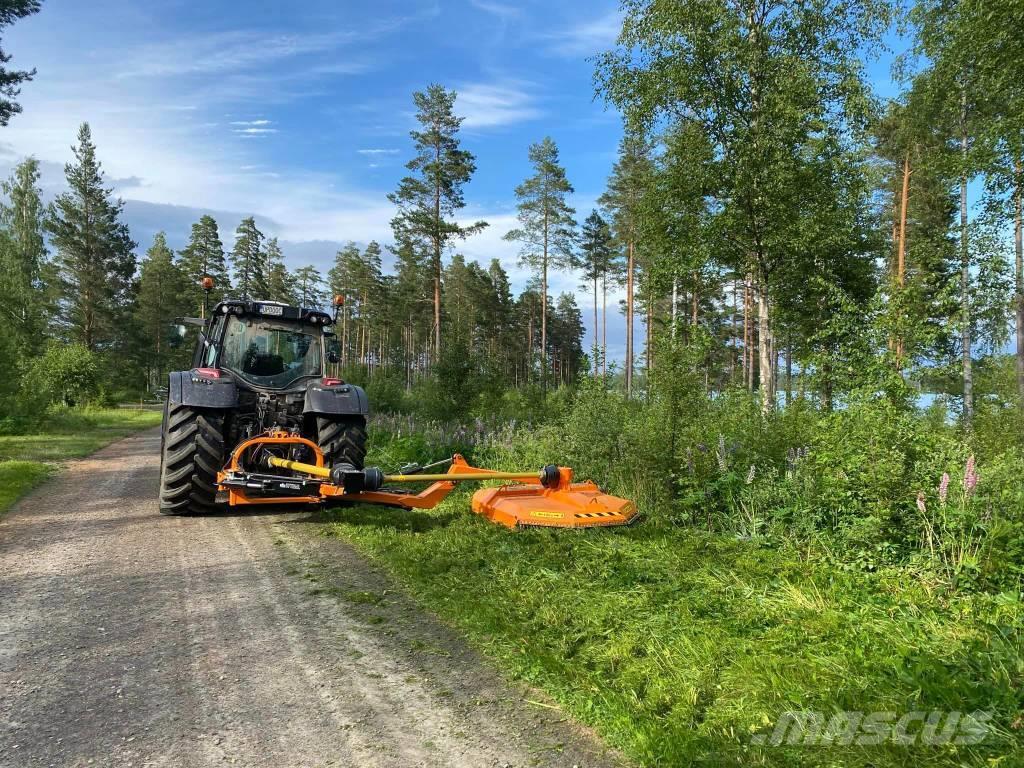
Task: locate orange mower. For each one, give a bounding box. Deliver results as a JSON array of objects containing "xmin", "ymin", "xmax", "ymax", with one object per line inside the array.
[{"xmin": 216, "ymin": 430, "xmax": 638, "ymax": 530}]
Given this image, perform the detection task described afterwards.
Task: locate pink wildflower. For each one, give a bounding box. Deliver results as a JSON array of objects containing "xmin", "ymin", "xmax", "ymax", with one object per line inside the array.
[
  {"xmin": 916, "ymin": 491, "xmax": 927, "ymax": 515},
  {"xmin": 964, "ymin": 455, "xmax": 978, "ymax": 497},
  {"xmin": 938, "ymin": 472, "xmax": 950, "ymax": 506}
]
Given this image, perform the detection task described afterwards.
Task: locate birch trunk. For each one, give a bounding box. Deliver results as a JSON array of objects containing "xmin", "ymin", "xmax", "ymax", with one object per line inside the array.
[
  {"xmin": 960, "ymin": 89, "xmax": 973, "ymax": 428},
  {"xmin": 625, "ymin": 239, "xmax": 635, "ymax": 397},
  {"xmin": 758, "ymin": 284, "xmax": 773, "ymax": 414},
  {"xmin": 1015, "ymin": 158, "xmax": 1024, "ymax": 408},
  {"xmin": 896, "ymin": 152, "xmax": 910, "ymax": 364}
]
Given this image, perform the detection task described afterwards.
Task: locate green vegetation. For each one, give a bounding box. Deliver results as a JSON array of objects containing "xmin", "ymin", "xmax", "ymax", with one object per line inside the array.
[
  {"xmin": 0, "ymin": 407, "xmax": 162, "ymax": 515},
  {"xmin": 0, "ymin": 461, "xmax": 52, "ymax": 516},
  {"xmin": 0, "ymin": 1, "xmax": 1021, "ymax": 765},
  {"xmin": 323, "ymin": 401, "xmax": 1022, "ymax": 767}
]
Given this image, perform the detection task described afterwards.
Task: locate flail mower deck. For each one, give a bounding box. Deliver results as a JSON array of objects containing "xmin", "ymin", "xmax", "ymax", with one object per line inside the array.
[{"xmin": 216, "ymin": 430, "xmax": 638, "ymax": 530}]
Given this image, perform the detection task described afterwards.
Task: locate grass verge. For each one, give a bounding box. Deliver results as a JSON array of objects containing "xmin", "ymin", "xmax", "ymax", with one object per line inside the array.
[
  {"xmin": 322, "ymin": 490, "xmax": 1022, "ymax": 767},
  {"xmin": 0, "ymin": 406, "xmax": 162, "ymax": 516}
]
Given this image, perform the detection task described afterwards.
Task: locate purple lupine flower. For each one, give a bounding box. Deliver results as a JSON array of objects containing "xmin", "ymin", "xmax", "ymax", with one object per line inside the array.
[
  {"xmin": 964, "ymin": 455, "xmax": 978, "ymax": 497},
  {"xmin": 938, "ymin": 472, "xmax": 950, "ymax": 506},
  {"xmin": 916, "ymin": 491, "xmax": 927, "ymax": 515}
]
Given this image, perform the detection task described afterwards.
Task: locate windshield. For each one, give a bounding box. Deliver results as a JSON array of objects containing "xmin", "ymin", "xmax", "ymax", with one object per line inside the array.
[{"xmin": 218, "ymin": 316, "xmax": 322, "ymax": 388}]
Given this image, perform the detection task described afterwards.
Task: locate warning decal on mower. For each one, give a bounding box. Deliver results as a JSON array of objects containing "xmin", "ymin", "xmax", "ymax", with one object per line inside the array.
[{"xmin": 530, "ymin": 510, "xmax": 565, "ymax": 520}]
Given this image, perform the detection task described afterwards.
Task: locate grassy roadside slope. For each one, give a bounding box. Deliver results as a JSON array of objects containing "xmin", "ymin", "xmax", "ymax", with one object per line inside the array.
[
  {"xmin": 322, "ymin": 483, "xmax": 1022, "ymax": 766},
  {"xmin": 0, "ymin": 407, "xmax": 162, "ymax": 516}
]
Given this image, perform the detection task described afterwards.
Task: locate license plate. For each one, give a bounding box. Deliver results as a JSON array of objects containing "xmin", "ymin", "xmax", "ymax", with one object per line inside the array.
[{"xmin": 259, "ymin": 304, "xmax": 284, "ymax": 316}]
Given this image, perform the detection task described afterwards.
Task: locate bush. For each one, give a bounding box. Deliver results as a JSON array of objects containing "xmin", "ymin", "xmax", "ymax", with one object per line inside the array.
[{"xmin": 19, "ymin": 343, "xmax": 100, "ymax": 410}]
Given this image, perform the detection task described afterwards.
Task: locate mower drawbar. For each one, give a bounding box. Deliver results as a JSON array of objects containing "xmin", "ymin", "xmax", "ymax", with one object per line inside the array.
[{"xmin": 216, "ymin": 430, "xmax": 639, "ymax": 529}]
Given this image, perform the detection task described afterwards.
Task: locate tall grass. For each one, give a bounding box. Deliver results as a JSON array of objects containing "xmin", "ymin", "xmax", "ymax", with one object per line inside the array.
[{"xmin": 325, "ymin": 405, "xmax": 1024, "ymax": 767}]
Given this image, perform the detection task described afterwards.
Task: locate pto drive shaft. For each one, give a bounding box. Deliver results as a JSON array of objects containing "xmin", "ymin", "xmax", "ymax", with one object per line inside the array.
[{"xmin": 265, "ymin": 456, "xmax": 561, "ymax": 493}]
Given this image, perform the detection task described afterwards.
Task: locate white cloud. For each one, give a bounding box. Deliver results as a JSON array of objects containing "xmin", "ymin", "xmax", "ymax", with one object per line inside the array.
[
  {"xmin": 546, "ymin": 10, "xmax": 622, "ymax": 57},
  {"xmin": 469, "ymin": 0, "xmax": 521, "ymax": 19},
  {"xmin": 230, "ymin": 119, "xmax": 272, "ymax": 126},
  {"xmin": 233, "ymin": 127, "xmax": 278, "ymax": 135},
  {"xmin": 456, "ymin": 81, "xmax": 542, "ymax": 129},
  {"xmin": 357, "ymin": 148, "xmax": 400, "ymax": 155},
  {"xmin": 117, "ymin": 30, "xmax": 361, "ymax": 79}
]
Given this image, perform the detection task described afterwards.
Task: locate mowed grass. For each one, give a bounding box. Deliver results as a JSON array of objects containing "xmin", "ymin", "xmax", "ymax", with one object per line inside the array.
[
  {"xmin": 322, "ymin": 490, "xmax": 1022, "ymax": 767},
  {"xmin": 0, "ymin": 407, "xmax": 162, "ymax": 515}
]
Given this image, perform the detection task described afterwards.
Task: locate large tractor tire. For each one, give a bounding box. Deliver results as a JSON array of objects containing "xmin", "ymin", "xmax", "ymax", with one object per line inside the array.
[
  {"xmin": 159, "ymin": 403, "xmax": 226, "ymax": 515},
  {"xmin": 316, "ymin": 415, "xmax": 368, "ymax": 470}
]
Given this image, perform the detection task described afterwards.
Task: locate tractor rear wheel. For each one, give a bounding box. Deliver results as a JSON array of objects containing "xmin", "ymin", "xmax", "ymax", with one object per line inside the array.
[
  {"xmin": 316, "ymin": 415, "xmax": 367, "ymax": 470},
  {"xmin": 159, "ymin": 404, "xmax": 225, "ymax": 515}
]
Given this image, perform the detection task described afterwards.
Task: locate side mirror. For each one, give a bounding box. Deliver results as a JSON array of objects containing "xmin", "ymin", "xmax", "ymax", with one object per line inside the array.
[
  {"xmin": 167, "ymin": 323, "xmax": 187, "ymax": 349},
  {"xmin": 326, "ymin": 336, "xmax": 341, "ymax": 364}
]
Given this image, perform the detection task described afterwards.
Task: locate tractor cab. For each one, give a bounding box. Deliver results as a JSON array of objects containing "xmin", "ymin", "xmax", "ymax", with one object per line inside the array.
[{"xmin": 197, "ymin": 300, "xmax": 338, "ymax": 391}]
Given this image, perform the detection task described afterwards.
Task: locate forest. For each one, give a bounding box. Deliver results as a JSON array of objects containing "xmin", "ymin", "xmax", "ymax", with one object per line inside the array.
[
  {"xmin": 1, "ymin": 0, "xmax": 1023, "ymax": 764},
  {"xmin": 0, "ymin": 0, "xmax": 1022, "ymax": 570}
]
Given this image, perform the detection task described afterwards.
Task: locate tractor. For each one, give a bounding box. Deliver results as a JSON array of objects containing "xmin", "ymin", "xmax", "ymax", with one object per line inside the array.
[
  {"xmin": 157, "ymin": 293, "xmax": 638, "ymax": 529},
  {"xmin": 158, "ymin": 297, "xmax": 366, "ymax": 515}
]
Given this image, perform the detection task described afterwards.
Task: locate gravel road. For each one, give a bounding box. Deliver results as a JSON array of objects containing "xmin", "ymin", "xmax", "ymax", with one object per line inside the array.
[{"xmin": 0, "ymin": 430, "xmax": 620, "ymax": 768}]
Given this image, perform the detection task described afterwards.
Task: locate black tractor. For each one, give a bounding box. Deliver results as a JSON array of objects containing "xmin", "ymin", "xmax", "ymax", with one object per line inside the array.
[{"xmin": 158, "ymin": 299, "xmax": 368, "ymax": 515}]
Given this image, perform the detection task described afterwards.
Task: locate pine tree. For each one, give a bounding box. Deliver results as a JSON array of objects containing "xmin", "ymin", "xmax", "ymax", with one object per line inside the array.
[
  {"xmin": 230, "ymin": 217, "xmax": 266, "ymax": 300},
  {"xmin": 294, "ymin": 265, "xmax": 327, "ymax": 309},
  {"xmin": 178, "ymin": 215, "xmax": 229, "ymax": 315},
  {"xmin": 578, "ymin": 210, "xmax": 614, "ymax": 376},
  {"xmin": 389, "ymin": 84, "xmax": 487, "ymax": 353},
  {"xmin": 504, "ymin": 137, "xmax": 577, "ymax": 389},
  {"xmin": 46, "ymin": 123, "xmax": 137, "ymax": 351},
  {"xmin": 550, "ymin": 292, "xmax": 585, "ymax": 385},
  {"xmin": 135, "ymin": 232, "xmax": 186, "ymax": 389},
  {"xmin": 0, "ymin": 1, "xmax": 41, "ymax": 126},
  {"xmin": 388, "ymin": 240, "xmax": 431, "ymax": 386},
  {"xmin": 599, "ymin": 134, "xmax": 651, "ymax": 397},
  {"xmin": 0, "ymin": 157, "xmax": 47, "ymax": 351},
  {"xmin": 263, "ymin": 237, "xmax": 295, "ymax": 304}
]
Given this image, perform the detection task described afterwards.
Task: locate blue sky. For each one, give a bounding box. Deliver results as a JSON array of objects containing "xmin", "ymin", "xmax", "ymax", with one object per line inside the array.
[{"xmin": 1, "ymin": 0, "xmax": 916, "ymax": 360}]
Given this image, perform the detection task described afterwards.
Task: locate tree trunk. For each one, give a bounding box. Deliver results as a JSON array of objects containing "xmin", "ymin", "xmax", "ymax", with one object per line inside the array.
[
  {"xmin": 527, "ymin": 312, "xmax": 533, "ymax": 385},
  {"xmin": 960, "ymin": 90, "xmax": 973, "ymax": 428},
  {"xmin": 785, "ymin": 340, "xmax": 792, "ymax": 406},
  {"xmin": 895, "ymin": 152, "xmax": 910, "ymax": 365},
  {"xmin": 593, "ymin": 276, "xmax": 599, "ymax": 376},
  {"xmin": 625, "ymin": 239, "xmax": 635, "ymax": 397},
  {"xmin": 1015, "ymin": 158, "xmax": 1024, "ymax": 408},
  {"xmin": 758, "ymin": 282, "xmax": 773, "ymax": 414},
  {"xmin": 743, "ymin": 277, "xmax": 752, "ymax": 391},
  {"xmin": 433, "ymin": 268, "xmax": 441, "ymax": 355},
  {"xmin": 732, "ymin": 279, "xmax": 739, "ymax": 383},
  {"xmin": 541, "ymin": 254, "xmax": 548, "ymax": 391},
  {"xmin": 671, "ymin": 276, "xmax": 678, "ymax": 339},
  {"xmin": 646, "ymin": 293, "xmax": 653, "ymax": 380},
  {"xmin": 691, "ymin": 273, "xmax": 699, "ymax": 326},
  {"xmin": 602, "ymin": 274, "xmax": 608, "ymax": 381}
]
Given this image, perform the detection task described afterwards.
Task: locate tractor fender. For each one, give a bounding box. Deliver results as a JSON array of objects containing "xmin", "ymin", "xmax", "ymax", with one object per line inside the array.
[
  {"xmin": 303, "ymin": 381, "xmax": 369, "ymax": 416},
  {"xmin": 167, "ymin": 370, "xmax": 238, "ymax": 409}
]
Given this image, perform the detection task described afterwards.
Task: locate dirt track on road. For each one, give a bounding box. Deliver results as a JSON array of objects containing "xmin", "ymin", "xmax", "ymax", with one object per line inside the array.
[{"xmin": 0, "ymin": 429, "xmax": 620, "ymax": 768}]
